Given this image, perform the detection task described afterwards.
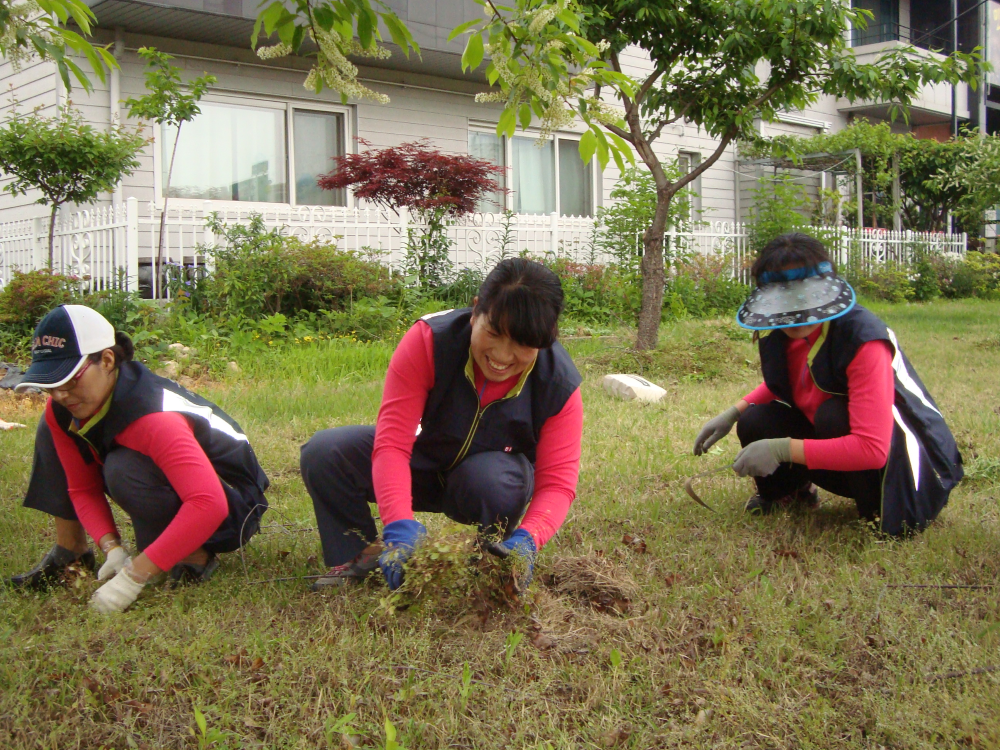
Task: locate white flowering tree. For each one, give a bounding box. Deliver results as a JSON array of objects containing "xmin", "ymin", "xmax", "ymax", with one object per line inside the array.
[
  {"xmin": 253, "ymin": 0, "xmax": 985, "ymax": 350},
  {"xmin": 252, "ymin": 0, "xmax": 634, "ymax": 168},
  {"xmin": 0, "ymin": 0, "xmax": 116, "ymax": 90}
]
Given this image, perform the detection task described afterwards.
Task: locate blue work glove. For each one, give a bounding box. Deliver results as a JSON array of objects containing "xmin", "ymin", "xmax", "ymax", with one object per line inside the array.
[
  {"xmin": 488, "ymin": 528, "xmax": 537, "ymax": 593},
  {"xmin": 733, "ymin": 438, "xmax": 792, "ymax": 478},
  {"xmin": 379, "ymin": 519, "xmax": 426, "ymax": 591}
]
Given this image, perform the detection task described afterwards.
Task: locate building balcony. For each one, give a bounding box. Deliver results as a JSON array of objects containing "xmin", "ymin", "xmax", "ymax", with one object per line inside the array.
[{"xmin": 838, "ymin": 39, "xmax": 969, "ymax": 130}]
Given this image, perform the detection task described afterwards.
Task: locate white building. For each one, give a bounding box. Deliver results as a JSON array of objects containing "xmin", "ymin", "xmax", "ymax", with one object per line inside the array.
[{"xmin": 0, "ymin": 0, "xmax": 981, "ymax": 292}]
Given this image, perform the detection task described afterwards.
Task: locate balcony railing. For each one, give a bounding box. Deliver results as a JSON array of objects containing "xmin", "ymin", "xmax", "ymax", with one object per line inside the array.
[{"xmin": 851, "ymin": 22, "xmax": 952, "ymax": 54}]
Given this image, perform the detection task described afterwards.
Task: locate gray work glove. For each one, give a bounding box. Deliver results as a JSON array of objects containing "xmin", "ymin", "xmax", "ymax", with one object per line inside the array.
[
  {"xmin": 693, "ymin": 406, "xmax": 741, "ymax": 455},
  {"xmin": 733, "ymin": 438, "xmax": 792, "ymax": 477}
]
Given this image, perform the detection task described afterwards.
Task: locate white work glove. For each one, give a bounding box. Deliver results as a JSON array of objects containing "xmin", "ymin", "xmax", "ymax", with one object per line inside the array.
[
  {"xmin": 97, "ymin": 545, "xmax": 132, "ymax": 581},
  {"xmin": 89, "ymin": 567, "xmax": 146, "ymax": 613}
]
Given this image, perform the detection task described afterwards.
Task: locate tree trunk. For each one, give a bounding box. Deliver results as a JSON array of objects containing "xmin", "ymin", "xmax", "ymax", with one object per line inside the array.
[
  {"xmin": 158, "ymin": 120, "xmax": 183, "ymax": 296},
  {"xmin": 48, "ymin": 203, "xmax": 59, "ymax": 268},
  {"xmin": 634, "ymin": 188, "xmax": 675, "ymax": 350}
]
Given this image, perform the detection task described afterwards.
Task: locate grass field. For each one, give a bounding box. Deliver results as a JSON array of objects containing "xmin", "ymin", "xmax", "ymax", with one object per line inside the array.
[{"xmin": 1, "ymin": 299, "xmax": 999, "ymax": 749}]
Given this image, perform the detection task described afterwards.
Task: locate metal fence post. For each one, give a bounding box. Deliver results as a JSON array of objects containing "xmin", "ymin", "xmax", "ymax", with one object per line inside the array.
[
  {"xmin": 550, "ymin": 212, "xmax": 559, "ymax": 256},
  {"xmin": 126, "ymin": 197, "xmax": 139, "ymax": 292}
]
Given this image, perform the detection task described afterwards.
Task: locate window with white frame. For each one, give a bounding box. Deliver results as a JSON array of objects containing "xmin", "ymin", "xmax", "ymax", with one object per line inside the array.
[
  {"xmin": 677, "ymin": 151, "xmax": 702, "ymax": 224},
  {"xmin": 469, "ymin": 130, "xmax": 596, "ymax": 216},
  {"xmin": 469, "ymin": 130, "xmax": 507, "ymax": 213},
  {"xmin": 161, "ymin": 99, "xmax": 347, "ymax": 206}
]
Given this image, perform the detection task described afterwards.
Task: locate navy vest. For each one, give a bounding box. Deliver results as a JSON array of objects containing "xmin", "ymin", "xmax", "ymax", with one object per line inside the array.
[
  {"xmin": 759, "ymin": 305, "xmax": 963, "ymax": 535},
  {"xmin": 411, "ymin": 308, "xmax": 582, "ymax": 473},
  {"xmin": 52, "ymin": 361, "xmax": 269, "ymax": 546}
]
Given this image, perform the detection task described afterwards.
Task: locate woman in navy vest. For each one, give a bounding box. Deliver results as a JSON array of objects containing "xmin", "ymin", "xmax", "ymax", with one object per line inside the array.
[
  {"xmin": 301, "ymin": 259, "xmax": 583, "ymax": 591},
  {"xmin": 692, "ymin": 233, "xmax": 962, "ymax": 534},
  {"xmin": 10, "ymin": 305, "xmax": 269, "ymax": 612}
]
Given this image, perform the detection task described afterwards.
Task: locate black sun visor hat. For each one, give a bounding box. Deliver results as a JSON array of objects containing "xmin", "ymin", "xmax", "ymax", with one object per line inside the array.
[
  {"xmin": 15, "ymin": 305, "xmax": 116, "ymax": 391},
  {"xmin": 736, "ymin": 262, "xmax": 856, "ymax": 331}
]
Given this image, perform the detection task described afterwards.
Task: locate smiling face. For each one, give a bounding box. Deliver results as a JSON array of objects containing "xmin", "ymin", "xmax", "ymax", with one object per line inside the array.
[
  {"xmin": 48, "ymin": 349, "xmax": 118, "ymax": 420},
  {"xmin": 469, "ymin": 310, "xmax": 539, "ymax": 383}
]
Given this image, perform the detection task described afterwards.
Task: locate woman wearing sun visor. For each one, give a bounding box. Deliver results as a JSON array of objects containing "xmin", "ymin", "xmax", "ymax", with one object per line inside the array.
[
  {"xmin": 692, "ymin": 233, "xmax": 963, "ymax": 535},
  {"xmin": 10, "ymin": 304, "xmax": 269, "ymax": 611}
]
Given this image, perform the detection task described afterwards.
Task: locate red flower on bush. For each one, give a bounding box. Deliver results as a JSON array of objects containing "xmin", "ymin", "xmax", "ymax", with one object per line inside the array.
[{"xmin": 317, "ymin": 139, "xmax": 504, "ymax": 216}]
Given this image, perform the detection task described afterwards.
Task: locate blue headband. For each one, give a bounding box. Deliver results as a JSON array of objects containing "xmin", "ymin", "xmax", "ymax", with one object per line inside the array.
[{"xmin": 757, "ymin": 261, "xmax": 832, "ymax": 286}]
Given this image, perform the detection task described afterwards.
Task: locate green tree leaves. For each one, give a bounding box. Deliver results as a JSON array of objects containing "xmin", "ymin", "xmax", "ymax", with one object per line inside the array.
[
  {"xmin": 0, "ymin": 106, "xmax": 146, "ymax": 262},
  {"xmin": 0, "ymin": 0, "xmax": 117, "ymax": 91},
  {"xmin": 123, "ymin": 47, "xmax": 216, "ymax": 128}
]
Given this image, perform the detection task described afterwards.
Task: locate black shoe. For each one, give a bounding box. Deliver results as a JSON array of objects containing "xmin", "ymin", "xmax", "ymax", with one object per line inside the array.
[
  {"xmin": 744, "ymin": 494, "xmax": 778, "ymax": 515},
  {"xmin": 745, "ymin": 483, "xmax": 821, "ymax": 516},
  {"xmin": 9, "ymin": 545, "xmax": 96, "ymax": 589},
  {"xmin": 794, "ymin": 483, "xmax": 820, "ymax": 510},
  {"xmin": 169, "ymin": 553, "xmax": 219, "ymax": 586}
]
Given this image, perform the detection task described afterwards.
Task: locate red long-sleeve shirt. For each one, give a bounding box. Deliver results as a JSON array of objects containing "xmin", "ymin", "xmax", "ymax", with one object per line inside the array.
[
  {"xmin": 372, "ymin": 321, "xmax": 583, "ymax": 548},
  {"xmin": 743, "ymin": 329, "xmax": 895, "ymax": 472},
  {"xmin": 45, "ymin": 402, "xmax": 229, "ymax": 570}
]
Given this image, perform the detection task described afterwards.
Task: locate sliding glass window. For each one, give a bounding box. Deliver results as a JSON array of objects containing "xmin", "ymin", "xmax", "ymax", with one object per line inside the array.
[
  {"xmin": 163, "ymin": 101, "xmax": 287, "ymax": 203},
  {"xmin": 162, "ymin": 101, "xmax": 349, "ymax": 207},
  {"xmin": 293, "ymin": 109, "xmax": 345, "ymax": 206},
  {"xmin": 469, "ymin": 131, "xmax": 507, "ymax": 213}
]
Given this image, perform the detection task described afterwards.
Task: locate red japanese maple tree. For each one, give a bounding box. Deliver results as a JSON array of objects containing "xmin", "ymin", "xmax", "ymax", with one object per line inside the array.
[
  {"xmin": 319, "ymin": 140, "xmax": 505, "ymax": 287},
  {"xmin": 317, "ymin": 139, "xmax": 503, "ymax": 217}
]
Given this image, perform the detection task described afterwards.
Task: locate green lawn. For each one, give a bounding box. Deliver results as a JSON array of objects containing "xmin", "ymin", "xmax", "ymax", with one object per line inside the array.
[{"xmin": 1, "ymin": 299, "xmax": 999, "ymax": 749}]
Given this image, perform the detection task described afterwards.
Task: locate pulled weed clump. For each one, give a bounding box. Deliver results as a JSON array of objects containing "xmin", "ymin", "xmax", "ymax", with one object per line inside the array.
[{"xmin": 383, "ymin": 526, "xmax": 523, "ymax": 622}]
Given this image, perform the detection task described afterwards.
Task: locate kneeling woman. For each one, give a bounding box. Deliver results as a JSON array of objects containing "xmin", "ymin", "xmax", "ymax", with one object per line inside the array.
[
  {"xmin": 693, "ymin": 233, "xmax": 963, "ymax": 535},
  {"xmin": 302, "ymin": 258, "xmax": 583, "ymax": 590},
  {"xmin": 11, "ymin": 305, "xmax": 269, "ymax": 611}
]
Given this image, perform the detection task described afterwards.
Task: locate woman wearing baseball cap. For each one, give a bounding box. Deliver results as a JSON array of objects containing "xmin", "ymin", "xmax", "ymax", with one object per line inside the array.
[
  {"xmin": 10, "ymin": 304, "xmax": 269, "ymax": 612},
  {"xmin": 692, "ymin": 233, "xmax": 963, "ymax": 535}
]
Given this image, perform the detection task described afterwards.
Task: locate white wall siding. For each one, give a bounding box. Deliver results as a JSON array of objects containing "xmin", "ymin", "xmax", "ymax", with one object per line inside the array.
[{"xmin": 0, "ymin": 56, "xmax": 60, "ymax": 216}]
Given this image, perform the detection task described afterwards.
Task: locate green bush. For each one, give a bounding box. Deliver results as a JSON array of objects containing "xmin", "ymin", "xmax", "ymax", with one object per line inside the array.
[
  {"xmin": 855, "ymin": 265, "xmax": 915, "ymax": 303},
  {"xmin": 957, "ymin": 251, "xmax": 1000, "ymax": 299},
  {"xmin": 540, "ymin": 257, "xmax": 640, "ymax": 327},
  {"xmin": 663, "ymin": 253, "xmax": 751, "ymax": 320},
  {"xmin": 192, "ymin": 213, "xmax": 402, "ymax": 321},
  {"xmin": 0, "ymin": 269, "xmax": 74, "ymax": 357}
]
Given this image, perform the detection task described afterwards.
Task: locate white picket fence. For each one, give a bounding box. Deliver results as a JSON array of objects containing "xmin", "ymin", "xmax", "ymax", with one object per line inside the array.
[
  {"xmin": 0, "ymin": 199, "xmax": 968, "ymax": 297},
  {"xmin": 0, "ymin": 200, "xmax": 139, "ymax": 292},
  {"xmin": 662, "ymin": 222, "xmax": 968, "ymax": 281}
]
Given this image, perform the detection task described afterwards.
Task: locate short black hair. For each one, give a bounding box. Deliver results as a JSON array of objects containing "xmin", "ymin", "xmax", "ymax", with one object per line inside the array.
[
  {"xmin": 751, "ymin": 233, "xmax": 835, "ymax": 284},
  {"xmin": 88, "ymin": 331, "xmax": 135, "ymax": 368},
  {"xmin": 473, "ymin": 258, "xmax": 564, "ymax": 349}
]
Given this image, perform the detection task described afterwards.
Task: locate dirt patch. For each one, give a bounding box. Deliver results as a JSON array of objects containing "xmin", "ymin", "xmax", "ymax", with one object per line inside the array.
[
  {"xmin": 543, "ymin": 555, "xmax": 640, "ymax": 615},
  {"xmin": 0, "ymin": 387, "xmax": 45, "ymax": 422}
]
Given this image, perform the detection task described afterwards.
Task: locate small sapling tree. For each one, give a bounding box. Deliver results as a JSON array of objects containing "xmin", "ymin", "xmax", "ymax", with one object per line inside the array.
[
  {"xmin": 318, "ymin": 140, "xmax": 503, "ymax": 287},
  {"xmin": 125, "ymin": 47, "xmax": 216, "ymax": 281},
  {"xmin": 0, "ymin": 105, "xmax": 146, "ymax": 264}
]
